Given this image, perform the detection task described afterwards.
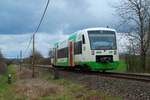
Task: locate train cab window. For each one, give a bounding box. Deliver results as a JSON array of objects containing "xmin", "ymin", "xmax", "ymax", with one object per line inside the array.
[{"xmin": 82, "ymin": 35, "xmax": 85, "ymax": 44}]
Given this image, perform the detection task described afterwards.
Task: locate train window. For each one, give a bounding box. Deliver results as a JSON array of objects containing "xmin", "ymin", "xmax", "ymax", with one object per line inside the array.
[
  {"xmin": 82, "ymin": 35, "xmax": 85, "ymax": 44},
  {"xmin": 88, "ymin": 31, "xmax": 116, "ymax": 50},
  {"xmin": 74, "ymin": 41, "xmax": 82, "ymax": 55},
  {"xmin": 57, "ymin": 47, "xmax": 68, "ymax": 58}
]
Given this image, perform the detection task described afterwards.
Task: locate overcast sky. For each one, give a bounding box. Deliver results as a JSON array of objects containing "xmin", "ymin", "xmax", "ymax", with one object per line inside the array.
[{"xmin": 0, "ymin": 0, "xmax": 127, "ymax": 58}]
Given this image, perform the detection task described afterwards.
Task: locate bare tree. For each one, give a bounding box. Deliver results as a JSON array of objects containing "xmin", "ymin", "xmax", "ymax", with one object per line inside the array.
[
  {"xmin": 0, "ymin": 50, "xmax": 4, "ymax": 62},
  {"xmin": 49, "ymin": 48, "xmax": 54, "ymax": 59},
  {"xmin": 115, "ymin": 0, "xmax": 150, "ymax": 72},
  {"xmin": 0, "ymin": 50, "xmax": 7, "ymax": 74},
  {"xmin": 31, "ymin": 50, "xmax": 44, "ymax": 64},
  {"xmin": 24, "ymin": 50, "xmax": 44, "ymax": 65}
]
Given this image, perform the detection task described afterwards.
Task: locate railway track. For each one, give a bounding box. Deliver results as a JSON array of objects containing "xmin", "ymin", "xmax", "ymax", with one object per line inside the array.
[
  {"xmin": 97, "ymin": 72, "xmax": 150, "ymax": 82},
  {"xmin": 35, "ymin": 65, "xmax": 150, "ymax": 82}
]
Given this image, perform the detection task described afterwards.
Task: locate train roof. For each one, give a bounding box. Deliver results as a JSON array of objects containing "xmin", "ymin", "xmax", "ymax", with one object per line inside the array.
[
  {"xmin": 82, "ymin": 27, "xmax": 116, "ymax": 32},
  {"xmin": 53, "ymin": 27, "xmax": 117, "ymax": 48}
]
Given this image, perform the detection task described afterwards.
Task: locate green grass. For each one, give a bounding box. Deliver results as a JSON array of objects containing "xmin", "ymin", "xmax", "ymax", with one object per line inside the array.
[
  {"xmin": 112, "ymin": 60, "xmax": 127, "ymax": 72},
  {"xmin": 0, "ymin": 65, "xmax": 17, "ymax": 100}
]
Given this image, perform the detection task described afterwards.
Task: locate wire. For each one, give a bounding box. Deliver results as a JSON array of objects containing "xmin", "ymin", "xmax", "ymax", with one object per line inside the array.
[
  {"xmin": 23, "ymin": 36, "xmax": 33, "ymax": 57},
  {"xmin": 23, "ymin": 0, "xmax": 50, "ymax": 57},
  {"xmin": 34, "ymin": 0, "xmax": 50, "ymax": 35}
]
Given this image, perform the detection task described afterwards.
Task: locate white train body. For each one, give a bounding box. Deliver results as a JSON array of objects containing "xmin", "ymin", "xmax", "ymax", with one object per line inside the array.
[{"xmin": 52, "ymin": 27, "xmax": 119, "ymax": 71}]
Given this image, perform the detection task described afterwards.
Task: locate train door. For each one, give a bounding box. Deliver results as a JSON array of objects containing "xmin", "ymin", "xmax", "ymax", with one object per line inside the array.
[
  {"xmin": 68, "ymin": 41, "xmax": 74, "ymax": 67},
  {"xmin": 54, "ymin": 48, "xmax": 57, "ymax": 65}
]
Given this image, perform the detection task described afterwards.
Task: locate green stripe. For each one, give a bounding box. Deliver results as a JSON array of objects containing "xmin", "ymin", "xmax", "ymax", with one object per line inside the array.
[
  {"xmin": 56, "ymin": 61, "xmax": 119, "ymax": 71},
  {"xmin": 75, "ymin": 61, "xmax": 119, "ymax": 71},
  {"xmin": 56, "ymin": 62, "xmax": 68, "ymax": 67}
]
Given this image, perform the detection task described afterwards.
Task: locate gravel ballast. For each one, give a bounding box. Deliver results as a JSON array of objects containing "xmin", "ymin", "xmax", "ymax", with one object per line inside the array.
[{"xmin": 56, "ymin": 70, "xmax": 150, "ymax": 100}]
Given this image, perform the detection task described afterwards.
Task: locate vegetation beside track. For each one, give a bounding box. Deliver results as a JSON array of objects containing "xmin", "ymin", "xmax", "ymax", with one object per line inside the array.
[
  {"xmin": 113, "ymin": 60, "xmax": 127, "ymax": 72},
  {"xmin": 0, "ymin": 65, "xmax": 16, "ymax": 100},
  {"xmin": 40, "ymin": 69, "xmax": 122, "ymax": 100},
  {"xmin": 0, "ymin": 65, "xmax": 121, "ymax": 100}
]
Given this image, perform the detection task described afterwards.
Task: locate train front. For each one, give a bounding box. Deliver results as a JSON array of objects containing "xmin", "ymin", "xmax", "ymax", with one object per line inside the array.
[{"xmin": 85, "ymin": 28, "xmax": 119, "ymax": 71}]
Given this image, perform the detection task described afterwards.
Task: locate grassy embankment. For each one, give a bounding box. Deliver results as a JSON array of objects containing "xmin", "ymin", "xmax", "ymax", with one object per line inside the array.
[
  {"xmin": 0, "ymin": 65, "xmax": 16, "ymax": 99},
  {"xmin": 39, "ymin": 70, "xmax": 122, "ymax": 100},
  {"xmin": 0, "ymin": 65, "xmax": 122, "ymax": 100}
]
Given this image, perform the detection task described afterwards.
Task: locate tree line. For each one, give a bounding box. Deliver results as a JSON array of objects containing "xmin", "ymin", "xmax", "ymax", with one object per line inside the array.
[
  {"xmin": 115, "ymin": 0, "xmax": 150, "ymax": 72},
  {"xmin": 0, "ymin": 50, "xmax": 7, "ymax": 74}
]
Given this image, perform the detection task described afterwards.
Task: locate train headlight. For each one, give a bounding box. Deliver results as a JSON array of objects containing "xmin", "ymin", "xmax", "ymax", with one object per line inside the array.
[{"xmin": 91, "ymin": 50, "xmax": 95, "ymax": 55}]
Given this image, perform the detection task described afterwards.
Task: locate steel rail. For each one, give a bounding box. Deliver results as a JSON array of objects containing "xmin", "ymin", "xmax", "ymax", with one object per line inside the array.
[{"xmin": 34, "ymin": 65, "xmax": 150, "ymax": 82}]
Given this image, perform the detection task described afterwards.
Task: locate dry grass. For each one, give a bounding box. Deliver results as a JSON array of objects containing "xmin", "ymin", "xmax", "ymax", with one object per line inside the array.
[
  {"xmin": 14, "ymin": 79, "xmax": 64, "ymax": 100},
  {"xmin": 16, "ymin": 68, "xmax": 32, "ymax": 79},
  {"xmin": 11, "ymin": 66, "xmax": 121, "ymax": 100},
  {"xmin": 14, "ymin": 68, "xmax": 64, "ymax": 100}
]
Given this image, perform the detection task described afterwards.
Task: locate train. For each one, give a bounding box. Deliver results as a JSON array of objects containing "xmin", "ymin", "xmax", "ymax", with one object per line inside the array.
[{"xmin": 51, "ymin": 27, "xmax": 119, "ymax": 72}]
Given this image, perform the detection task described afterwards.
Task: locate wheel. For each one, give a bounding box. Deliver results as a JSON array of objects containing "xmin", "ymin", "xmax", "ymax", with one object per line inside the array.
[{"xmin": 81, "ymin": 64, "xmax": 90, "ymax": 72}]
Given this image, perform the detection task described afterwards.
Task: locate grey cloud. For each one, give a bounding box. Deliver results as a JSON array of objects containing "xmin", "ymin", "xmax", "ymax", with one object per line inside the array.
[
  {"xmin": 0, "ymin": 0, "xmax": 46, "ymax": 34},
  {"xmin": 0, "ymin": 0, "xmax": 120, "ymax": 34}
]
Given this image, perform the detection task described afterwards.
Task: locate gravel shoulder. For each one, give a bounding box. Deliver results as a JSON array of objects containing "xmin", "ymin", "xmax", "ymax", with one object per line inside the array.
[{"xmin": 56, "ymin": 69, "xmax": 150, "ymax": 100}]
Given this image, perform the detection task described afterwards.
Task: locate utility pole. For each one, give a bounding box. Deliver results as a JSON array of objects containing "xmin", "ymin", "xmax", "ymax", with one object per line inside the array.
[
  {"xmin": 32, "ymin": 34, "xmax": 35, "ymax": 78},
  {"xmin": 20, "ymin": 50, "xmax": 22, "ymax": 71},
  {"xmin": 17, "ymin": 55, "xmax": 19, "ymax": 65},
  {"xmin": 30, "ymin": 0, "xmax": 49, "ymax": 78}
]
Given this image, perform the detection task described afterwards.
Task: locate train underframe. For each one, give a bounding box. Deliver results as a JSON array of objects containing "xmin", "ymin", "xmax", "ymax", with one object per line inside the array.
[{"xmin": 53, "ymin": 61, "xmax": 119, "ymax": 72}]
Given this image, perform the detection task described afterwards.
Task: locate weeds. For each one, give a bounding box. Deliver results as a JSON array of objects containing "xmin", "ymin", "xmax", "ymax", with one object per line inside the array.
[{"xmin": 0, "ymin": 65, "xmax": 122, "ymax": 100}]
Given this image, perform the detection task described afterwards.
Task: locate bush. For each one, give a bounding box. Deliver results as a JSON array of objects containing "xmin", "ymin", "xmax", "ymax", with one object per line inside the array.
[
  {"xmin": 120, "ymin": 55, "xmax": 150, "ymax": 73},
  {"xmin": 24, "ymin": 50, "xmax": 51, "ymax": 65},
  {"xmin": 0, "ymin": 62, "xmax": 7, "ymax": 75},
  {"xmin": 0, "ymin": 50, "xmax": 7, "ymax": 74}
]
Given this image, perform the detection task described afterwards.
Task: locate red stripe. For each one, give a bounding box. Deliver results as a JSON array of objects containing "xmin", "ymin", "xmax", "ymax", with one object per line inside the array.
[{"xmin": 69, "ymin": 42, "xmax": 74, "ymax": 67}]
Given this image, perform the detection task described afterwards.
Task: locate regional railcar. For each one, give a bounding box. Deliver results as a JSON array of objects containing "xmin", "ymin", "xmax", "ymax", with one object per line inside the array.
[{"xmin": 51, "ymin": 27, "xmax": 119, "ymax": 71}]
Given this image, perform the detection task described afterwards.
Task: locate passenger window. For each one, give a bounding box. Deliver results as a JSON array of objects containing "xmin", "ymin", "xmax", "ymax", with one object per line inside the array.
[
  {"xmin": 82, "ymin": 35, "xmax": 85, "ymax": 44},
  {"xmin": 74, "ymin": 41, "xmax": 82, "ymax": 54}
]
